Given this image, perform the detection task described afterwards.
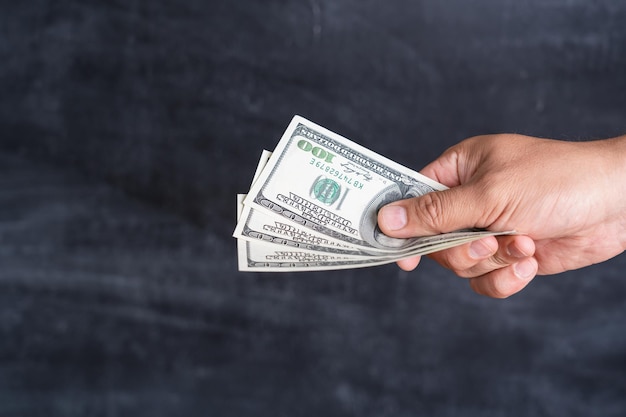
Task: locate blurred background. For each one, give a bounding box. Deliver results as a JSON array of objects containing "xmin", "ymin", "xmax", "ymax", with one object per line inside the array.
[{"xmin": 1, "ymin": 0, "xmax": 626, "ymax": 415}]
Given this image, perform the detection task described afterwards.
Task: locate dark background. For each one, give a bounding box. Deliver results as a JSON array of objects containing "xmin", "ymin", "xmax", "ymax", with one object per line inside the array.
[{"xmin": 1, "ymin": 0, "xmax": 626, "ymax": 416}]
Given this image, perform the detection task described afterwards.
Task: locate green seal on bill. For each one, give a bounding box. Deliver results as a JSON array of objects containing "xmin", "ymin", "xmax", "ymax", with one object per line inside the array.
[{"xmin": 312, "ymin": 178, "xmax": 341, "ymax": 205}]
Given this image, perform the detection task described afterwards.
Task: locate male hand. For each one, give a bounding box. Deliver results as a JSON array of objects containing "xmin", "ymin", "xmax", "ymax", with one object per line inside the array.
[{"xmin": 378, "ymin": 134, "xmax": 626, "ymax": 298}]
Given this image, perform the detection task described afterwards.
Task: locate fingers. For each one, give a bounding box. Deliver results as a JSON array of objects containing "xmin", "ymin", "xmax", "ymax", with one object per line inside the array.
[
  {"xmin": 419, "ymin": 148, "xmax": 464, "ymax": 186},
  {"xmin": 396, "ymin": 255, "xmax": 421, "ymax": 271},
  {"xmin": 428, "ymin": 235, "xmax": 535, "ymax": 278},
  {"xmin": 427, "ymin": 235, "xmax": 537, "ymax": 298},
  {"xmin": 469, "ymin": 257, "xmax": 538, "ymax": 298},
  {"xmin": 419, "ymin": 139, "xmax": 482, "ymax": 187}
]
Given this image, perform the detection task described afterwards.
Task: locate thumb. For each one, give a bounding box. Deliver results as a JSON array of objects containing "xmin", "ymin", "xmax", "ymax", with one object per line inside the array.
[{"xmin": 377, "ymin": 186, "xmax": 483, "ymax": 238}]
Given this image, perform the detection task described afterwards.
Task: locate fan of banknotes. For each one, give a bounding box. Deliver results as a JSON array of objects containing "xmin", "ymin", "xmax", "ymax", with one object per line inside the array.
[{"xmin": 233, "ymin": 116, "xmax": 510, "ymax": 272}]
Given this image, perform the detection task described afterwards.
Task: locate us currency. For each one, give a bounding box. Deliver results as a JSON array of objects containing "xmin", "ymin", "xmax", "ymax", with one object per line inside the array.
[
  {"xmin": 236, "ymin": 115, "xmax": 508, "ymax": 257},
  {"xmin": 238, "ymin": 198, "xmax": 509, "ymax": 272},
  {"xmin": 236, "ymin": 152, "xmax": 373, "ymax": 255},
  {"xmin": 237, "ymin": 195, "xmax": 505, "ymax": 271},
  {"xmin": 236, "ymin": 149, "xmax": 489, "ymax": 259},
  {"xmin": 236, "ymin": 152, "xmax": 394, "ymax": 270},
  {"xmin": 237, "ymin": 195, "xmax": 404, "ymax": 271},
  {"xmin": 235, "ymin": 125, "xmax": 513, "ymax": 272},
  {"xmin": 236, "ymin": 152, "xmax": 388, "ymax": 270},
  {"xmin": 237, "ymin": 154, "xmax": 488, "ymax": 257},
  {"xmin": 236, "ymin": 148, "xmax": 371, "ymax": 255}
]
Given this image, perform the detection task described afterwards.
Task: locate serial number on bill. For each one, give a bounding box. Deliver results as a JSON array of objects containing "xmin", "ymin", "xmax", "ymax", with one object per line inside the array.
[{"xmin": 309, "ymin": 159, "xmax": 365, "ymax": 189}]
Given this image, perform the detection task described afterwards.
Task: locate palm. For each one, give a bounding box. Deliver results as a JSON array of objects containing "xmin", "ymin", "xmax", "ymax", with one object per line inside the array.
[{"xmin": 534, "ymin": 228, "xmax": 625, "ymax": 275}]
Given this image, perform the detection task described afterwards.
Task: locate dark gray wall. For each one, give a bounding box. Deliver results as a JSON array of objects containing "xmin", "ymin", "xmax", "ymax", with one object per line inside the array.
[{"xmin": 1, "ymin": 1, "xmax": 625, "ymax": 416}]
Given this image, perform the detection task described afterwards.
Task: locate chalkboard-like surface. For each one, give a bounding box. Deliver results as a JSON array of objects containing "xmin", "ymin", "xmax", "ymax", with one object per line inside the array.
[{"xmin": 1, "ymin": 1, "xmax": 625, "ymax": 416}]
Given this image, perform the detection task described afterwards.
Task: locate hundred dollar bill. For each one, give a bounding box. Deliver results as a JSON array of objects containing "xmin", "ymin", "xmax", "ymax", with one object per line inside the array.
[
  {"xmin": 237, "ymin": 195, "xmax": 507, "ymax": 271},
  {"xmin": 238, "ymin": 201, "xmax": 507, "ymax": 258},
  {"xmin": 236, "ymin": 145, "xmax": 381, "ymax": 255},
  {"xmin": 238, "ymin": 149, "xmax": 371, "ymax": 255},
  {"xmin": 238, "ymin": 151, "xmax": 374, "ymax": 262},
  {"xmin": 238, "ymin": 197, "xmax": 401, "ymax": 271},
  {"xmin": 237, "ymin": 195, "xmax": 383, "ymax": 270},
  {"xmin": 235, "ymin": 120, "xmax": 514, "ymax": 271},
  {"xmin": 237, "ymin": 212, "xmax": 512, "ymax": 272},
  {"xmin": 239, "ymin": 116, "xmax": 504, "ymax": 254},
  {"xmin": 236, "ymin": 155, "xmax": 411, "ymax": 270},
  {"xmin": 237, "ymin": 199, "xmax": 508, "ymax": 272}
]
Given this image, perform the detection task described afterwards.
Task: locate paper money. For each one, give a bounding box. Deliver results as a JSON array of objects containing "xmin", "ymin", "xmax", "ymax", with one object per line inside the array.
[
  {"xmin": 237, "ymin": 192, "xmax": 506, "ymax": 272},
  {"xmin": 234, "ymin": 116, "xmax": 512, "ymax": 272},
  {"xmin": 236, "ymin": 152, "xmax": 402, "ymax": 271}
]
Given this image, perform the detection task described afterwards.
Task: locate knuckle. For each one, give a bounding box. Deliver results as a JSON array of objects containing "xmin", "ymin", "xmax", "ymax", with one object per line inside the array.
[
  {"xmin": 488, "ymin": 252, "xmax": 511, "ymax": 269},
  {"xmin": 488, "ymin": 275, "xmax": 516, "ymax": 298},
  {"xmin": 430, "ymin": 246, "xmax": 476, "ymax": 275},
  {"xmin": 413, "ymin": 192, "xmax": 446, "ymax": 232},
  {"xmin": 470, "ymin": 182, "xmax": 504, "ymax": 227},
  {"xmin": 471, "ymin": 274, "xmax": 514, "ymax": 299}
]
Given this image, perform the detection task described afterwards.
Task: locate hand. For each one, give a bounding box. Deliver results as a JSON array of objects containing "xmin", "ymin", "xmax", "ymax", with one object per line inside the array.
[{"xmin": 378, "ymin": 134, "xmax": 626, "ymax": 298}]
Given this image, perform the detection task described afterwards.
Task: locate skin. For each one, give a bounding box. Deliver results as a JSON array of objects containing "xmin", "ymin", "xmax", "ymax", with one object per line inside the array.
[{"xmin": 377, "ymin": 134, "xmax": 626, "ymax": 298}]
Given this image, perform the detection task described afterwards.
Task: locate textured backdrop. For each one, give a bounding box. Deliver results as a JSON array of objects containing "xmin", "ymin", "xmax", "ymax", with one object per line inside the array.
[{"xmin": 1, "ymin": 1, "xmax": 626, "ymax": 416}]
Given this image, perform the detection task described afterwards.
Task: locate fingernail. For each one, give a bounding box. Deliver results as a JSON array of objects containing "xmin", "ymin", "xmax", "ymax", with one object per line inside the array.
[
  {"xmin": 514, "ymin": 259, "xmax": 535, "ymax": 280},
  {"xmin": 469, "ymin": 240, "xmax": 494, "ymax": 259},
  {"xmin": 379, "ymin": 205, "xmax": 407, "ymax": 231},
  {"xmin": 506, "ymin": 243, "xmax": 527, "ymax": 258}
]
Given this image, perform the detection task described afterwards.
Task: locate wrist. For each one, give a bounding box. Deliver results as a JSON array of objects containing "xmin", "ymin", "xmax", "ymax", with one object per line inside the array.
[
  {"xmin": 605, "ymin": 135, "xmax": 626, "ymax": 205},
  {"xmin": 598, "ymin": 135, "xmax": 626, "ymax": 248}
]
